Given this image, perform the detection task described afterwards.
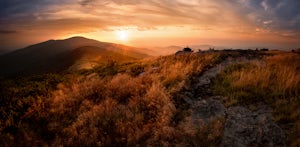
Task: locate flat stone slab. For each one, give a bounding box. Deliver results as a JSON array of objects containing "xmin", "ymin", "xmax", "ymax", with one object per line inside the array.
[
  {"xmin": 191, "ymin": 96, "xmax": 226, "ymax": 123},
  {"xmin": 222, "ymin": 106, "xmax": 285, "ymax": 147}
]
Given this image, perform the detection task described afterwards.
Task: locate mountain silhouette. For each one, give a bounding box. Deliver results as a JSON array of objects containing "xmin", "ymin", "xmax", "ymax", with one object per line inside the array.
[{"xmin": 0, "ymin": 36, "xmax": 149, "ymax": 76}]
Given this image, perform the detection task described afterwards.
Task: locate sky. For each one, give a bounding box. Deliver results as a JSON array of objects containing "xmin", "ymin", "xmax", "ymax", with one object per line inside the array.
[{"xmin": 1, "ymin": 0, "xmax": 300, "ymax": 51}]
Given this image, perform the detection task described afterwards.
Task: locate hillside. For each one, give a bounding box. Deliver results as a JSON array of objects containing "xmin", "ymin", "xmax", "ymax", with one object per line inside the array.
[
  {"xmin": 0, "ymin": 37, "xmax": 148, "ymax": 76},
  {"xmin": 68, "ymin": 46, "xmax": 139, "ymax": 70},
  {"xmin": 0, "ymin": 49, "xmax": 299, "ymax": 146}
]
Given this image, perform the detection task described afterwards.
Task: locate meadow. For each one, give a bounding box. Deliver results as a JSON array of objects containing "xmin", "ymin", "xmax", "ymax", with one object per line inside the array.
[{"xmin": 1, "ymin": 50, "xmax": 299, "ymax": 146}]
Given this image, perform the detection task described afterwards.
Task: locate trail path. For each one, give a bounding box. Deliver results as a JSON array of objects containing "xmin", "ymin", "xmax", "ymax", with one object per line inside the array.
[{"xmin": 179, "ymin": 56, "xmax": 286, "ymax": 147}]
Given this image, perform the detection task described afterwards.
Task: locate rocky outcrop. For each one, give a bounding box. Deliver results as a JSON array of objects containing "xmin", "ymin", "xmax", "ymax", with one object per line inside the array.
[
  {"xmin": 222, "ymin": 106, "xmax": 285, "ymax": 147},
  {"xmin": 178, "ymin": 56, "xmax": 286, "ymax": 146}
]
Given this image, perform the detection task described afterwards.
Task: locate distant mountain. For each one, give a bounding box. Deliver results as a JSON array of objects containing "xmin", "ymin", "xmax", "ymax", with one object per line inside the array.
[
  {"xmin": 149, "ymin": 46, "xmax": 182, "ymax": 56},
  {"xmin": 0, "ymin": 50, "xmax": 9, "ymax": 55},
  {"xmin": 0, "ymin": 36, "xmax": 149, "ymax": 76},
  {"xmin": 190, "ymin": 45, "xmax": 215, "ymax": 50},
  {"xmin": 150, "ymin": 45, "xmax": 225, "ymax": 55},
  {"xmin": 135, "ymin": 44, "xmax": 226, "ymax": 56}
]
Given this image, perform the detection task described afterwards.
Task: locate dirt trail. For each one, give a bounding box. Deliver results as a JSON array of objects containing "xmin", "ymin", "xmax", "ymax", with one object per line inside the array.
[{"xmin": 179, "ymin": 56, "xmax": 286, "ymax": 146}]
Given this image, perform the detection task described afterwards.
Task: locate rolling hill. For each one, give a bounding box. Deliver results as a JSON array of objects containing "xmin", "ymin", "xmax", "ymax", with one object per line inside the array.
[{"xmin": 0, "ymin": 36, "xmax": 149, "ymax": 76}]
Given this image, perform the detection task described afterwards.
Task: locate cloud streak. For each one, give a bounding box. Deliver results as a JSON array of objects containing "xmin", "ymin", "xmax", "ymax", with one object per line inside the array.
[{"xmin": 0, "ymin": 30, "xmax": 17, "ymax": 34}]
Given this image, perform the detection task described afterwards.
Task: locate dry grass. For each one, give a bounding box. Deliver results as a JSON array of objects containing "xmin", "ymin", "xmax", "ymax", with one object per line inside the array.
[
  {"xmin": 47, "ymin": 53, "xmax": 221, "ymax": 146},
  {"xmin": 232, "ymin": 54, "xmax": 300, "ymax": 98},
  {"xmin": 1, "ymin": 53, "xmax": 225, "ymax": 146},
  {"xmin": 214, "ymin": 52, "xmax": 300, "ymax": 146}
]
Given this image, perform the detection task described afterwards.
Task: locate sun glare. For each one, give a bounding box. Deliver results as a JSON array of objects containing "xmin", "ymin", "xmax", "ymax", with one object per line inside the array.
[{"xmin": 116, "ymin": 30, "xmax": 129, "ymax": 41}]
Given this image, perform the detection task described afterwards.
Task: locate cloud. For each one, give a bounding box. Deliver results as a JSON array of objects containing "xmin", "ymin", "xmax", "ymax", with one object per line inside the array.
[
  {"xmin": 261, "ymin": 0, "xmax": 269, "ymax": 11},
  {"xmin": 0, "ymin": 1, "xmax": 240, "ymax": 26},
  {"xmin": 79, "ymin": 0, "xmax": 97, "ymax": 6},
  {"xmin": 0, "ymin": 30, "xmax": 17, "ymax": 34},
  {"xmin": 2, "ymin": 0, "xmax": 299, "ymax": 33},
  {"xmin": 0, "ymin": 0, "xmax": 299, "ymax": 50}
]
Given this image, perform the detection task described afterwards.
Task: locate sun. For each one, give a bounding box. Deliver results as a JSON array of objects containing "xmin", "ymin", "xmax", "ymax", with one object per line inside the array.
[{"xmin": 116, "ymin": 30, "xmax": 129, "ymax": 41}]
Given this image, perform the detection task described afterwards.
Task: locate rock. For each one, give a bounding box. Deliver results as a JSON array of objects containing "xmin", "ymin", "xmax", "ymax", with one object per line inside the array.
[
  {"xmin": 222, "ymin": 106, "xmax": 285, "ymax": 147},
  {"xmin": 175, "ymin": 47, "xmax": 193, "ymax": 55},
  {"xmin": 183, "ymin": 91, "xmax": 194, "ymax": 98},
  {"xmin": 138, "ymin": 72, "xmax": 146, "ymax": 76},
  {"xmin": 183, "ymin": 97, "xmax": 193, "ymax": 105},
  {"xmin": 178, "ymin": 56, "xmax": 286, "ymax": 146},
  {"xmin": 191, "ymin": 96, "xmax": 226, "ymax": 123}
]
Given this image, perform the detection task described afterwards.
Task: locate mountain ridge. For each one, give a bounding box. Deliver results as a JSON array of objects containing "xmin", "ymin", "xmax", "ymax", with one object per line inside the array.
[{"xmin": 0, "ymin": 36, "xmax": 149, "ymax": 76}]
